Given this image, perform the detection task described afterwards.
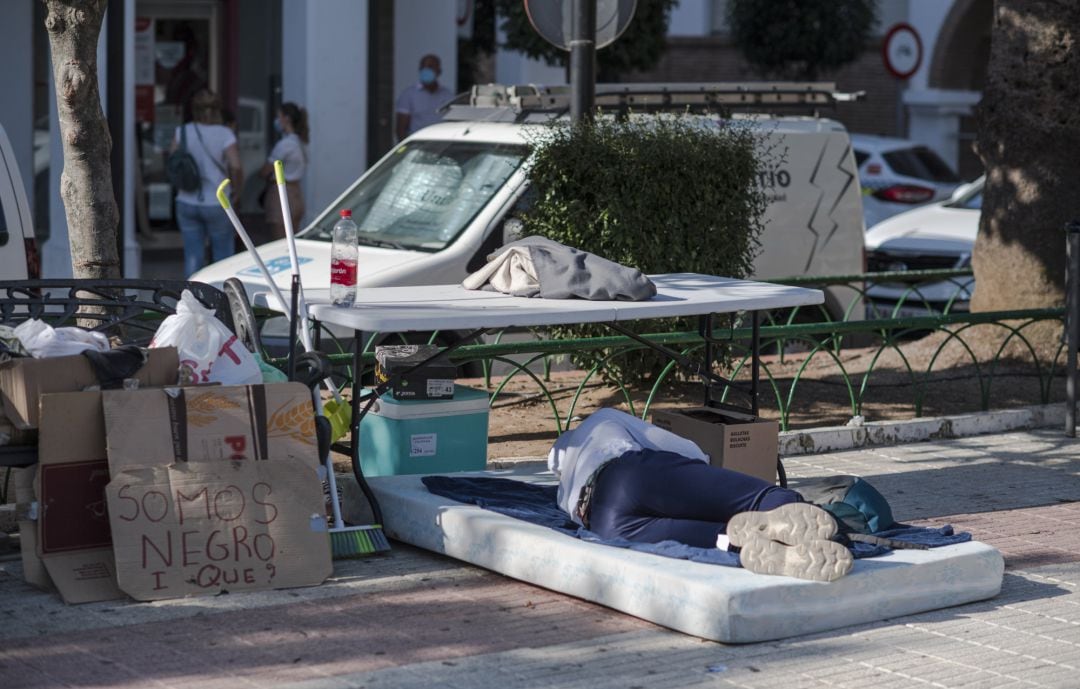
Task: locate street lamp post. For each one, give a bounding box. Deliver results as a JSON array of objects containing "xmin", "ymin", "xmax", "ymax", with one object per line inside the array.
[{"xmin": 569, "ymin": 0, "xmax": 596, "ymax": 122}]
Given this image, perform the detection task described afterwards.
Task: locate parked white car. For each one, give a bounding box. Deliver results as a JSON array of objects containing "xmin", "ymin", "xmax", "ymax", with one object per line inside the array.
[
  {"xmin": 192, "ymin": 84, "xmax": 868, "ymax": 339},
  {"xmin": 0, "ymin": 122, "xmax": 39, "ymax": 280},
  {"xmin": 864, "ymin": 176, "xmax": 983, "ymax": 317},
  {"xmin": 852, "ymin": 134, "xmax": 963, "ymax": 230}
]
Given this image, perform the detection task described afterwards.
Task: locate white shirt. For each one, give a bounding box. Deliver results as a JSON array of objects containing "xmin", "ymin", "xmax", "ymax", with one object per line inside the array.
[
  {"xmin": 395, "ymin": 83, "xmax": 454, "ymax": 135},
  {"xmin": 547, "ymin": 408, "xmax": 708, "ymax": 524},
  {"xmin": 268, "ymin": 132, "xmax": 308, "ymax": 182},
  {"xmin": 173, "ymin": 122, "xmax": 236, "ymax": 206}
]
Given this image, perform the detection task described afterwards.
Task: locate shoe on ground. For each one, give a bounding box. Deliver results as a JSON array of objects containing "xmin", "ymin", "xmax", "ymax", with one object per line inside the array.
[
  {"xmin": 735, "ymin": 534, "xmax": 854, "ymax": 582},
  {"xmin": 726, "ymin": 502, "xmax": 838, "ymax": 548}
]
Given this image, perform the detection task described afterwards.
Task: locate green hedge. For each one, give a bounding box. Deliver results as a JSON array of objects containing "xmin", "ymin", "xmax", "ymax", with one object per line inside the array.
[{"xmin": 521, "ymin": 114, "xmax": 771, "ymax": 386}]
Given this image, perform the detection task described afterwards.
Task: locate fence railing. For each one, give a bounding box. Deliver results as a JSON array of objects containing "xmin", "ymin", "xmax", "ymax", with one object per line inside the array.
[{"xmin": 283, "ymin": 268, "xmax": 1067, "ymax": 433}]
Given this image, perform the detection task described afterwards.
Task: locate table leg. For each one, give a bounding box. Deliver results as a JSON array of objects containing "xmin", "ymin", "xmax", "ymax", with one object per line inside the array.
[
  {"xmin": 751, "ymin": 311, "xmax": 760, "ymax": 417},
  {"xmin": 350, "ymin": 330, "xmax": 384, "ymax": 525}
]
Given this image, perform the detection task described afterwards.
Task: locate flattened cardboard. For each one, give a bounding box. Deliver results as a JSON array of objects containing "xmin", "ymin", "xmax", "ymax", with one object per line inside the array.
[
  {"xmin": 0, "ymin": 347, "xmax": 178, "ymax": 429},
  {"xmin": 106, "ymin": 459, "xmax": 332, "ymax": 600},
  {"xmin": 37, "ymin": 392, "xmax": 125, "ymax": 604},
  {"xmin": 651, "ymin": 408, "xmax": 779, "ymax": 483},
  {"xmin": 13, "ymin": 466, "xmax": 54, "ymax": 592},
  {"xmin": 102, "ymin": 383, "xmax": 320, "ymax": 473}
]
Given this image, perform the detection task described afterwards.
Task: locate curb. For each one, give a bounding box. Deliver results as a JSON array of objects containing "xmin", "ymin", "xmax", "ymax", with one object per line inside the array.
[
  {"xmin": 490, "ymin": 403, "xmax": 1075, "ymax": 466},
  {"xmin": 777, "ymin": 402, "xmax": 1071, "ymax": 456}
]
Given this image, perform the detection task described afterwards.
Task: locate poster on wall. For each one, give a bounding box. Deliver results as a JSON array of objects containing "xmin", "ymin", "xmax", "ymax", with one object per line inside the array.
[{"xmin": 134, "ymin": 18, "xmax": 155, "ymax": 122}]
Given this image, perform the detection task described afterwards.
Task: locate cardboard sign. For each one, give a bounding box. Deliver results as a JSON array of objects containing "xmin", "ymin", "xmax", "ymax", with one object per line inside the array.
[
  {"xmin": 105, "ymin": 459, "xmax": 332, "ymax": 600},
  {"xmin": 102, "ymin": 383, "xmax": 320, "ymax": 474},
  {"xmin": 0, "ymin": 347, "xmax": 178, "ymax": 429},
  {"xmin": 36, "ymin": 392, "xmax": 125, "ymax": 604},
  {"xmin": 651, "ymin": 408, "xmax": 779, "ymax": 483}
]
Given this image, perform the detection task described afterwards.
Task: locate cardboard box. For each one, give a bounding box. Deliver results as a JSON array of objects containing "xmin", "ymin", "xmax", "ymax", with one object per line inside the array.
[
  {"xmin": 0, "ymin": 347, "xmax": 179, "ymax": 429},
  {"xmin": 102, "ymin": 382, "xmax": 331, "ymax": 601},
  {"xmin": 651, "ymin": 407, "xmax": 779, "ymax": 484},
  {"xmin": 35, "ymin": 383, "xmax": 327, "ymax": 604},
  {"xmin": 101, "ymin": 383, "xmax": 321, "ymax": 473},
  {"xmin": 105, "ymin": 458, "xmax": 332, "ymax": 601},
  {"xmin": 375, "ymin": 345, "xmax": 456, "ymax": 400},
  {"xmin": 36, "ymin": 392, "xmax": 126, "ymax": 604}
]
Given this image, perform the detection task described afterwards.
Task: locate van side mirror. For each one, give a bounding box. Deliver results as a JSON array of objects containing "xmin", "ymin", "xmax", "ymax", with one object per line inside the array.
[{"xmin": 503, "ymin": 217, "xmax": 524, "ymax": 244}]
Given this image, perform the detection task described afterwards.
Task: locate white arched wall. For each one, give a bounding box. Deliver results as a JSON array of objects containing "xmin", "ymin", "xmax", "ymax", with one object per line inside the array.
[{"xmin": 903, "ymin": 0, "xmax": 982, "ymax": 173}]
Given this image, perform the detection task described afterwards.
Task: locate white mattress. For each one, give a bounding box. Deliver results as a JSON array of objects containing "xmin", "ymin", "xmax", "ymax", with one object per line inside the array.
[{"xmin": 367, "ymin": 468, "xmax": 1004, "ymax": 643}]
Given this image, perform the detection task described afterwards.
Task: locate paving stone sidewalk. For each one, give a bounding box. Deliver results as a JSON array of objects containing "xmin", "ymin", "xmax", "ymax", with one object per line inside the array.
[{"xmin": 4, "ymin": 428, "xmax": 1080, "ymax": 689}]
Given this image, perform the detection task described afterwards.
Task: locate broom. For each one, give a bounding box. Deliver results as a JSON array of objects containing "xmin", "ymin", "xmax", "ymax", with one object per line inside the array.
[{"xmin": 217, "ymin": 177, "xmax": 389, "ymax": 557}]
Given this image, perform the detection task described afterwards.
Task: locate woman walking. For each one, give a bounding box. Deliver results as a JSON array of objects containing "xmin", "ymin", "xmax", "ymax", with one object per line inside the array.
[
  {"xmin": 261, "ymin": 102, "xmax": 309, "ymax": 239},
  {"xmin": 170, "ymin": 89, "xmax": 243, "ymax": 277}
]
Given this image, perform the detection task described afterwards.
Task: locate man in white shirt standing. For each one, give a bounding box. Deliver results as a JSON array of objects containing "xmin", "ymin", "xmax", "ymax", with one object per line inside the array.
[{"xmin": 395, "ymin": 54, "xmax": 454, "ymax": 141}]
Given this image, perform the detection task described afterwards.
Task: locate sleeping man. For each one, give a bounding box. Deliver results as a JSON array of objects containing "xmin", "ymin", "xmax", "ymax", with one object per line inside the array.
[{"xmin": 547, "ymin": 408, "xmax": 853, "ymax": 582}]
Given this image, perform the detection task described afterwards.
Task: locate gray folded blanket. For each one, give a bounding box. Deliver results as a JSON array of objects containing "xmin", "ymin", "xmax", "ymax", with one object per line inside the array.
[{"xmin": 463, "ymin": 236, "xmax": 657, "ymax": 301}]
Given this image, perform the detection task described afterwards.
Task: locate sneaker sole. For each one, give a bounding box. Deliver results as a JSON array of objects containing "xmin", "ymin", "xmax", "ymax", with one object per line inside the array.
[
  {"xmin": 737, "ymin": 536, "xmax": 855, "ymax": 582},
  {"xmin": 727, "ymin": 502, "xmax": 837, "ymax": 548}
]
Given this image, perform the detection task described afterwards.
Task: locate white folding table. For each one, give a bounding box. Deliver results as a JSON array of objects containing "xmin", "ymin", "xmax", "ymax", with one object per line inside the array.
[{"xmin": 262, "ymin": 273, "xmax": 824, "ymax": 526}]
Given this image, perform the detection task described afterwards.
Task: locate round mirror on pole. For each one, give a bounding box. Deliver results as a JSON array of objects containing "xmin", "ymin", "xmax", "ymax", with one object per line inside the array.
[{"xmin": 524, "ymin": 0, "xmax": 637, "ymax": 51}]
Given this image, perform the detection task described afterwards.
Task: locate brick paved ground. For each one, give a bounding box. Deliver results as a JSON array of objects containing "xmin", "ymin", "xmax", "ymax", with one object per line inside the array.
[{"xmin": 4, "ymin": 428, "xmax": 1080, "ymax": 688}]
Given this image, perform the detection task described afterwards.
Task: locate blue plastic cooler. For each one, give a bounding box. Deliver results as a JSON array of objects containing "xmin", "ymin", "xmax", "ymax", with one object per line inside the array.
[{"xmin": 358, "ymin": 385, "xmax": 490, "ymax": 476}]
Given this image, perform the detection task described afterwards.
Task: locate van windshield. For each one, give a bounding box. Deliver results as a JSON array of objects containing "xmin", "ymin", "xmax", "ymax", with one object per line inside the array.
[{"xmin": 301, "ymin": 141, "xmax": 528, "ymax": 251}]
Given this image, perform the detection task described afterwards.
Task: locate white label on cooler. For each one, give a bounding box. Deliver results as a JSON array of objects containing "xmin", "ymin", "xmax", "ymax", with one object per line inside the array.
[
  {"xmin": 410, "ymin": 433, "xmax": 437, "ymax": 457},
  {"xmin": 427, "ymin": 379, "xmax": 455, "ymax": 397}
]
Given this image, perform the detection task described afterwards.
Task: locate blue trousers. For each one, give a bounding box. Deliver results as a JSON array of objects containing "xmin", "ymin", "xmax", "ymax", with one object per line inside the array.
[
  {"xmin": 176, "ymin": 200, "xmax": 235, "ymax": 277},
  {"xmin": 587, "ymin": 449, "xmax": 804, "ymax": 548}
]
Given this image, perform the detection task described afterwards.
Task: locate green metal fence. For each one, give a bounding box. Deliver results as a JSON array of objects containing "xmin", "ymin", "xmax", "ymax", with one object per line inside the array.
[{"xmin": 285, "ymin": 268, "xmax": 1066, "ymax": 432}]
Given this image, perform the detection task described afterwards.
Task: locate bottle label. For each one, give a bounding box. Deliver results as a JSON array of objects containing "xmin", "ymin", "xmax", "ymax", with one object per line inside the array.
[{"xmin": 330, "ymin": 258, "xmax": 357, "ymax": 286}]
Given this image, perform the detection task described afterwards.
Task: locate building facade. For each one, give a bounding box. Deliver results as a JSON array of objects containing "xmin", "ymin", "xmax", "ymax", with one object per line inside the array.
[{"xmin": 0, "ymin": 0, "xmax": 988, "ymax": 279}]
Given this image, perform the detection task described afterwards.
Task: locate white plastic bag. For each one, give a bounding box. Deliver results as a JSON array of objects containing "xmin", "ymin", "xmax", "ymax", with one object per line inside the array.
[
  {"xmin": 14, "ymin": 318, "xmax": 110, "ymax": 358},
  {"xmin": 150, "ymin": 290, "xmax": 262, "ymax": 386}
]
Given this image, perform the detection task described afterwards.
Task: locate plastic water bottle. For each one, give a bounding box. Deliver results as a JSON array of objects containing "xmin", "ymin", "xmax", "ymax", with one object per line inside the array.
[{"xmin": 330, "ymin": 209, "xmax": 358, "ymax": 306}]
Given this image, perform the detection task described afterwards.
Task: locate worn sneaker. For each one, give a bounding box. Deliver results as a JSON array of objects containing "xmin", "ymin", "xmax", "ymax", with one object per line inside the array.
[
  {"xmin": 735, "ymin": 535, "xmax": 854, "ymax": 582},
  {"xmin": 727, "ymin": 502, "xmax": 839, "ymax": 547},
  {"xmin": 726, "ymin": 502, "xmax": 853, "ymax": 583}
]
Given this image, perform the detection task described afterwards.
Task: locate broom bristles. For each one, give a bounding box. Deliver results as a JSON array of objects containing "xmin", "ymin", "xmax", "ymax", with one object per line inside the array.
[{"xmin": 330, "ymin": 524, "xmax": 390, "ymax": 558}]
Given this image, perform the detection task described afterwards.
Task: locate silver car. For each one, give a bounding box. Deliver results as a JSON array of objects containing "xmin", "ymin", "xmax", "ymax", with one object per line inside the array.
[
  {"xmin": 864, "ymin": 177, "xmax": 983, "ymax": 318},
  {"xmin": 852, "ymin": 134, "xmax": 963, "ymax": 230}
]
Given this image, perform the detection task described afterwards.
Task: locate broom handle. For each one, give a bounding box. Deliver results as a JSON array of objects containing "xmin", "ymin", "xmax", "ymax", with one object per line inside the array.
[
  {"xmin": 216, "ymin": 180, "xmax": 292, "ymax": 321},
  {"xmin": 273, "ymin": 162, "xmax": 346, "ymax": 405},
  {"xmin": 219, "ymin": 178, "xmax": 348, "ymax": 529}
]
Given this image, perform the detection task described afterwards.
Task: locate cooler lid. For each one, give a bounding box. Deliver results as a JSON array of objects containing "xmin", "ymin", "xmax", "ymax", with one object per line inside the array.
[{"xmin": 365, "ymin": 385, "xmax": 490, "ymax": 420}]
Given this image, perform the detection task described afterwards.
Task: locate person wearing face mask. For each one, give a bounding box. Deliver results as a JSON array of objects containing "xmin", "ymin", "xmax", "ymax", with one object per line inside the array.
[
  {"xmin": 395, "ymin": 54, "xmax": 453, "ymax": 141},
  {"xmin": 259, "ymin": 102, "xmax": 309, "ymax": 240}
]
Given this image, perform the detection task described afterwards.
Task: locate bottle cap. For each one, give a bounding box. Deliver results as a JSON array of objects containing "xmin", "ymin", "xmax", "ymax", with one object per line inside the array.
[{"xmin": 340, "ymin": 209, "xmax": 352, "ymax": 218}]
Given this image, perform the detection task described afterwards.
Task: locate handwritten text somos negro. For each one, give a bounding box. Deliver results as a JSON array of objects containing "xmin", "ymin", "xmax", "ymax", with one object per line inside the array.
[{"xmin": 113, "ymin": 478, "xmax": 280, "ymax": 592}]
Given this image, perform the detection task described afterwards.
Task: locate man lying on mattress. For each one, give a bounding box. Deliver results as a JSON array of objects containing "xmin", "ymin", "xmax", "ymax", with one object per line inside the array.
[{"xmin": 548, "ymin": 408, "xmax": 917, "ymax": 583}]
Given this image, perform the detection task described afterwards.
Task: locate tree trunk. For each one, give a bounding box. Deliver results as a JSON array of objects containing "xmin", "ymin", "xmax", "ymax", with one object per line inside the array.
[
  {"xmin": 972, "ymin": 0, "xmax": 1080, "ymax": 312},
  {"xmin": 43, "ymin": 0, "xmax": 120, "ymax": 280}
]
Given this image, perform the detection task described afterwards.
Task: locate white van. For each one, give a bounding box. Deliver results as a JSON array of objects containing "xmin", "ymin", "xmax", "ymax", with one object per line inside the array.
[
  {"xmin": 0, "ymin": 122, "xmax": 38, "ymax": 280},
  {"xmin": 192, "ymin": 84, "xmax": 864, "ymax": 322}
]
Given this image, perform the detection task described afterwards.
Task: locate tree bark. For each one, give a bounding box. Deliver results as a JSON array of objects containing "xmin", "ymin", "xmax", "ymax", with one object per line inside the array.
[
  {"xmin": 972, "ymin": 0, "xmax": 1080, "ymax": 311},
  {"xmin": 43, "ymin": 0, "xmax": 120, "ymax": 280}
]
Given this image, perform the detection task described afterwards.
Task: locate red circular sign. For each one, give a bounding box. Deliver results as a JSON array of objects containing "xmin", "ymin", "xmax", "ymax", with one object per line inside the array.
[{"xmin": 882, "ymin": 23, "xmax": 923, "ymax": 80}]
